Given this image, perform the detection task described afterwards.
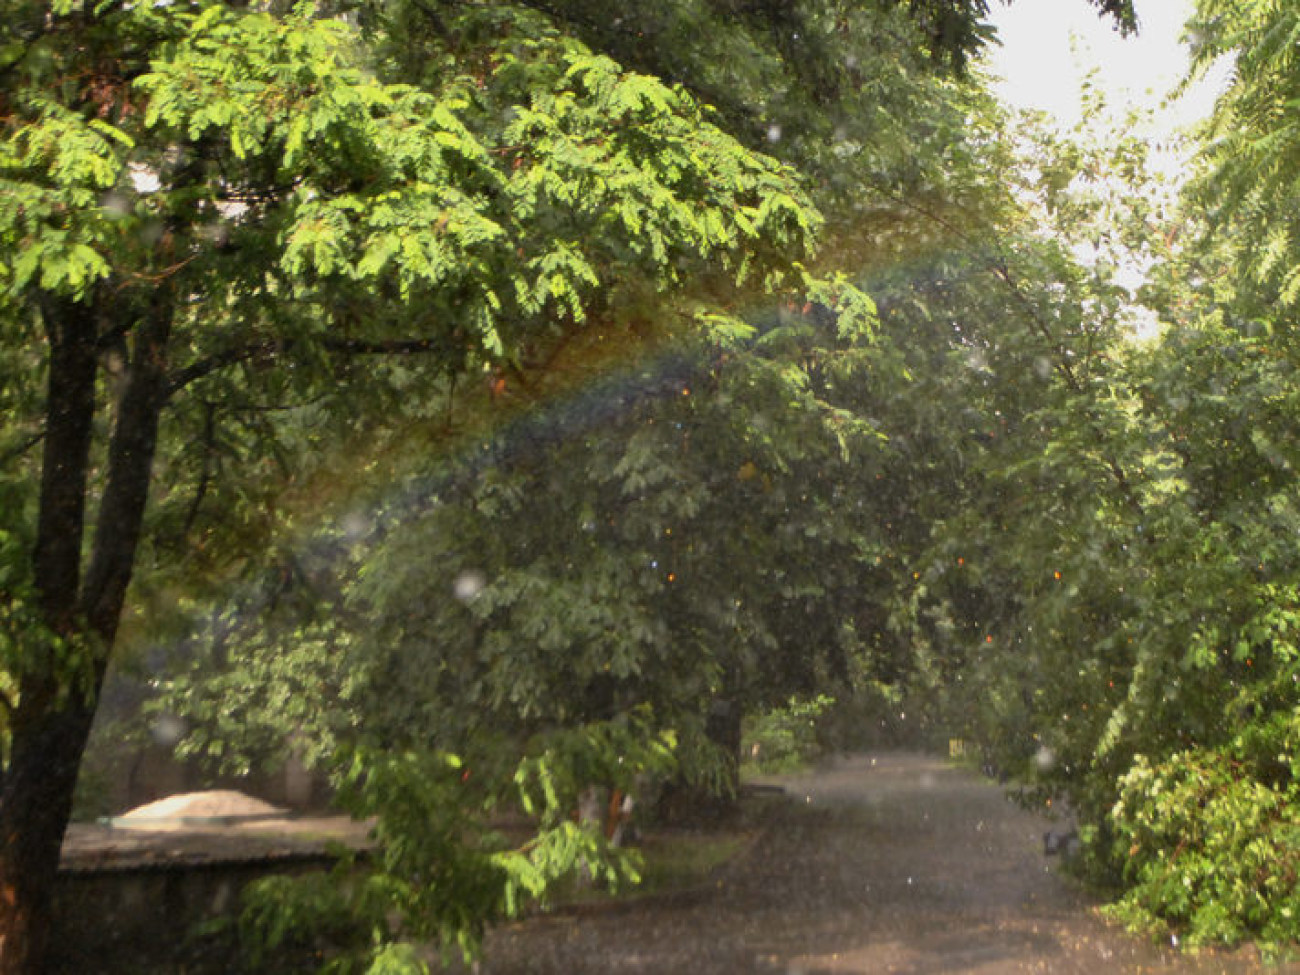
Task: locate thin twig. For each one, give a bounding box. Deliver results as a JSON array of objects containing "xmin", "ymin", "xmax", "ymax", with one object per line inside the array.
[
  {"xmin": 0, "ymin": 429, "xmax": 46, "ymax": 467},
  {"xmin": 168, "ymin": 335, "xmax": 458, "ymax": 396}
]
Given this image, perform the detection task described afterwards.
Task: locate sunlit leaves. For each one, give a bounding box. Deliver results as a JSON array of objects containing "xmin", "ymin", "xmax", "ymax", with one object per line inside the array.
[
  {"xmin": 1188, "ymin": 0, "xmax": 1300, "ymax": 319},
  {"xmin": 0, "ymin": 100, "xmax": 131, "ymax": 295},
  {"xmin": 138, "ymin": 8, "xmax": 385, "ymax": 161},
  {"xmin": 233, "ymin": 714, "xmax": 675, "ymax": 969},
  {"xmin": 2, "ymin": 0, "xmax": 1169, "ymax": 966},
  {"xmin": 1108, "ymin": 747, "xmax": 1300, "ymax": 949}
]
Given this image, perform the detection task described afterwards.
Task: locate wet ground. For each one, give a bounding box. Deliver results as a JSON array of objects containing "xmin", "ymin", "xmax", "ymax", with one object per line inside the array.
[{"xmin": 475, "ymin": 753, "xmax": 1299, "ymax": 974}]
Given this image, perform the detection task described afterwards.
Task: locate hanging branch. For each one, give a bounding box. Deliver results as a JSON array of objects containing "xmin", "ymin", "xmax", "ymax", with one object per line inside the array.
[
  {"xmin": 178, "ymin": 400, "xmax": 218, "ymax": 543},
  {"xmin": 167, "ymin": 335, "xmax": 460, "ymax": 397},
  {"xmin": 0, "ymin": 430, "xmax": 46, "ymax": 468}
]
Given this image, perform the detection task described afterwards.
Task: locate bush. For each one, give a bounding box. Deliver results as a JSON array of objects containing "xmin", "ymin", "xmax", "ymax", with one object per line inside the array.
[
  {"xmin": 1106, "ymin": 748, "xmax": 1300, "ymax": 950},
  {"xmin": 742, "ymin": 695, "xmax": 835, "ymax": 773}
]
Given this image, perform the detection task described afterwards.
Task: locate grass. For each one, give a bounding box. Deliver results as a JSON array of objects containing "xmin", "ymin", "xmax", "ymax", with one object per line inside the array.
[
  {"xmin": 547, "ymin": 794, "xmax": 772, "ymax": 910},
  {"xmin": 633, "ymin": 828, "xmax": 753, "ymax": 895}
]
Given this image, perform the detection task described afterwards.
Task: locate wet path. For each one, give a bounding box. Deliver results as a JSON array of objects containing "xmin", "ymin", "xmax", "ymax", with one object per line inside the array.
[{"xmin": 476, "ymin": 753, "xmax": 1297, "ymax": 974}]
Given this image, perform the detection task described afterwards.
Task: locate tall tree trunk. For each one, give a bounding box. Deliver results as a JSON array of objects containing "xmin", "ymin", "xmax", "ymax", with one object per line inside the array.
[
  {"xmin": 0, "ymin": 290, "xmax": 173, "ymax": 974},
  {"xmin": 704, "ymin": 696, "xmax": 742, "ymax": 796},
  {"xmin": 0, "ymin": 699, "xmax": 100, "ymax": 974},
  {"xmin": 0, "ymin": 295, "xmax": 99, "ymax": 973}
]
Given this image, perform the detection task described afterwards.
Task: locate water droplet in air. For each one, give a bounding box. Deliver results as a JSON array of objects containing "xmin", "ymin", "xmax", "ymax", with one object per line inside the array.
[
  {"xmin": 151, "ymin": 714, "xmax": 186, "ymax": 747},
  {"xmin": 454, "ymin": 570, "xmax": 486, "ymax": 601}
]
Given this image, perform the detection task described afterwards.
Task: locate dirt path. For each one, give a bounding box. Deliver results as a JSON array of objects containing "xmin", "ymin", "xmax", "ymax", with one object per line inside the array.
[{"xmin": 474, "ymin": 753, "xmax": 1298, "ymax": 974}]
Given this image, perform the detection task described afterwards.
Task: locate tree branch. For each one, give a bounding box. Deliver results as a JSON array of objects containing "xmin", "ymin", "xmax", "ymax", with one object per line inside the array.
[
  {"xmin": 178, "ymin": 401, "xmax": 217, "ymax": 542},
  {"xmin": 168, "ymin": 336, "xmax": 458, "ymax": 397},
  {"xmin": 0, "ymin": 430, "xmax": 46, "ymax": 469},
  {"xmin": 167, "ymin": 340, "xmax": 279, "ymax": 395}
]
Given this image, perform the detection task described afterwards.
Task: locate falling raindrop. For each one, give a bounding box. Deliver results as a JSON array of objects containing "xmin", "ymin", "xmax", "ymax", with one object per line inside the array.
[
  {"xmin": 454, "ymin": 570, "xmax": 487, "ymax": 601},
  {"xmin": 100, "ymin": 191, "xmax": 132, "ymax": 218},
  {"xmin": 340, "ymin": 511, "xmax": 373, "ymax": 541},
  {"xmin": 151, "ymin": 713, "xmax": 186, "ymax": 747}
]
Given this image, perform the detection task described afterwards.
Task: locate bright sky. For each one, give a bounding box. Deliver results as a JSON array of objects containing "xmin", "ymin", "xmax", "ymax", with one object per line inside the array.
[
  {"xmin": 984, "ymin": 0, "xmax": 1228, "ymax": 136},
  {"xmin": 983, "ymin": 1, "xmax": 1234, "ymax": 341}
]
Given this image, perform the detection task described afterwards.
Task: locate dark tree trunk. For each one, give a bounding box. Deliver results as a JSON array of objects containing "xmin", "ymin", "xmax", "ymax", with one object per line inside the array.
[
  {"xmin": 704, "ymin": 697, "xmax": 742, "ymax": 795},
  {"xmin": 0, "ymin": 290, "xmax": 173, "ymax": 975},
  {"xmin": 80, "ymin": 288, "xmax": 174, "ymax": 637},
  {"xmin": 30, "ymin": 295, "xmax": 98, "ymax": 627},
  {"xmin": 0, "ymin": 699, "xmax": 99, "ymax": 974},
  {"xmin": 0, "ymin": 295, "xmax": 99, "ymax": 973}
]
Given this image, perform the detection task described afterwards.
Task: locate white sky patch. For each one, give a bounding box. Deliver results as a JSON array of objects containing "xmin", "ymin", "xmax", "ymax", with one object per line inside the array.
[
  {"xmin": 129, "ymin": 162, "xmax": 161, "ymax": 193},
  {"xmin": 984, "ymin": 0, "xmax": 1229, "ymax": 139},
  {"xmin": 983, "ymin": 1, "xmax": 1233, "ymax": 342}
]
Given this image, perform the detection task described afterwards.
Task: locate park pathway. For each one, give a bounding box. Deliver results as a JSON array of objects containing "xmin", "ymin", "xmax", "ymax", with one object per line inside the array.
[{"xmin": 474, "ymin": 753, "xmax": 1298, "ymax": 974}]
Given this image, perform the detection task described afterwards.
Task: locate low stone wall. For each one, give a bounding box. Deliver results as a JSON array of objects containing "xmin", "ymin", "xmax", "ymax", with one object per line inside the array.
[
  {"xmin": 53, "ymin": 853, "xmax": 337, "ymax": 971},
  {"xmin": 53, "ymin": 817, "xmax": 371, "ymax": 972}
]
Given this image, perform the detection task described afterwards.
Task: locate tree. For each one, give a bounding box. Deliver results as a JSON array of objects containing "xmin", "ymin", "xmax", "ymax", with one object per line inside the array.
[
  {"xmin": 0, "ymin": 0, "xmax": 1142, "ymax": 969},
  {"xmin": 1186, "ymin": 0, "xmax": 1300, "ymax": 319},
  {"xmin": 858, "ymin": 17, "xmax": 1300, "ymax": 945},
  {"xmin": 146, "ymin": 0, "xmax": 1005, "ymax": 823},
  {"xmin": 160, "ymin": 274, "xmax": 882, "ymax": 779},
  {"xmin": 0, "ymin": 1, "xmax": 836, "ymax": 968}
]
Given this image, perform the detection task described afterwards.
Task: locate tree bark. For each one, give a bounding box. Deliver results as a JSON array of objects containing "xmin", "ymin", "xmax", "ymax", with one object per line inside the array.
[
  {"xmin": 0, "ymin": 295, "xmax": 99, "ymax": 973},
  {"xmin": 704, "ymin": 696, "xmax": 742, "ymax": 796},
  {"xmin": 0, "ymin": 288, "xmax": 173, "ymax": 974},
  {"xmin": 80, "ymin": 288, "xmax": 173, "ymax": 639},
  {"xmin": 30, "ymin": 295, "xmax": 98, "ymax": 627},
  {"xmin": 0, "ymin": 698, "xmax": 99, "ymax": 974}
]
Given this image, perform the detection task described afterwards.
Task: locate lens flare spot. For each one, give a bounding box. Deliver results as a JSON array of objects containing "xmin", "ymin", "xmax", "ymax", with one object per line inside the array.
[{"xmin": 453, "ymin": 570, "xmax": 487, "ymax": 601}]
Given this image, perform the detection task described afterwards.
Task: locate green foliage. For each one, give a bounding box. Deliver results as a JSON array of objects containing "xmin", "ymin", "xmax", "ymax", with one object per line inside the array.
[
  {"xmin": 0, "ymin": 0, "xmax": 1199, "ymax": 966},
  {"xmin": 742, "ymin": 694, "xmax": 836, "ymax": 773},
  {"xmin": 0, "ymin": 0, "xmax": 905, "ymax": 963},
  {"xmin": 236, "ymin": 711, "xmax": 676, "ymax": 971},
  {"xmin": 1097, "ymin": 578, "xmax": 1300, "ymax": 948},
  {"xmin": 1107, "ymin": 747, "xmax": 1300, "ymax": 949},
  {"xmin": 237, "ymin": 872, "xmax": 375, "ymax": 973},
  {"xmin": 1188, "ymin": 0, "xmax": 1300, "ymax": 316},
  {"xmin": 848, "ymin": 19, "xmax": 1300, "ymax": 950}
]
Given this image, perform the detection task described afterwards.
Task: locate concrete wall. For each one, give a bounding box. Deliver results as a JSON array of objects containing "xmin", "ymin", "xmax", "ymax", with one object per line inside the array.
[{"xmin": 52, "ymin": 855, "xmax": 337, "ymax": 973}]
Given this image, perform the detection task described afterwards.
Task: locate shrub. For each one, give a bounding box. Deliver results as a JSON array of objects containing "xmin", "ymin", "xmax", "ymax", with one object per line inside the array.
[
  {"xmin": 1106, "ymin": 748, "xmax": 1300, "ymax": 950},
  {"xmin": 742, "ymin": 695, "xmax": 835, "ymax": 773}
]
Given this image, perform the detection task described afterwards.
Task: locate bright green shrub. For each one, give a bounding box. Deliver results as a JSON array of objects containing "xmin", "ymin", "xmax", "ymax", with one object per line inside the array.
[
  {"xmin": 742, "ymin": 695, "xmax": 835, "ymax": 773},
  {"xmin": 1107, "ymin": 746, "xmax": 1300, "ymax": 949}
]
